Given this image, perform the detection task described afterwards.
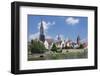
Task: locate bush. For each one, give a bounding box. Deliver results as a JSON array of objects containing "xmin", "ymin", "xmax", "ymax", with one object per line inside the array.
[
  {"xmin": 77, "ymin": 44, "xmax": 84, "ymax": 49},
  {"xmin": 79, "ymin": 44, "xmax": 84, "ymax": 48},
  {"xmin": 51, "ymin": 44, "xmax": 57, "ymax": 52},
  {"xmin": 30, "ymin": 40, "xmax": 46, "ymax": 54},
  {"xmin": 65, "ymin": 45, "xmax": 73, "ymax": 49}
]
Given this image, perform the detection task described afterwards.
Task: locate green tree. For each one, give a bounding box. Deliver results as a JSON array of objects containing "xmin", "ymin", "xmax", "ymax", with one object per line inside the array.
[
  {"xmin": 77, "ymin": 44, "xmax": 84, "ymax": 49},
  {"xmin": 30, "ymin": 40, "xmax": 46, "ymax": 54},
  {"xmin": 51, "ymin": 44, "xmax": 57, "ymax": 52},
  {"xmin": 79, "ymin": 44, "xmax": 84, "ymax": 49}
]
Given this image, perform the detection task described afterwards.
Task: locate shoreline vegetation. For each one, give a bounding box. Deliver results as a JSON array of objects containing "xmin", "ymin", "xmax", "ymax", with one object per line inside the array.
[
  {"xmin": 28, "ymin": 49, "xmax": 88, "ymax": 61},
  {"xmin": 28, "ymin": 39, "xmax": 88, "ymax": 61}
]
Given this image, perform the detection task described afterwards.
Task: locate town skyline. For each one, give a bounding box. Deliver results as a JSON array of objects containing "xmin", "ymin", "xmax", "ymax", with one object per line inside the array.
[{"xmin": 28, "ymin": 15, "xmax": 88, "ymax": 42}]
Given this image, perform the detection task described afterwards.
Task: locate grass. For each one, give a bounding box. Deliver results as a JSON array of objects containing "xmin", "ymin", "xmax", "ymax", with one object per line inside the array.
[{"xmin": 28, "ymin": 49, "xmax": 88, "ymax": 61}]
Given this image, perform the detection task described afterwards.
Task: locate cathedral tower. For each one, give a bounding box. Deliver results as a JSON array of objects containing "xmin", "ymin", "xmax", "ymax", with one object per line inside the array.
[
  {"xmin": 57, "ymin": 34, "xmax": 61, "ymax": 41},
  {"xmin": 39, "ymin": 19, "xmax": 45, "ymax": 42},
  {"xmin": 77, "ymin": 35, "xmax": 80, "ymax": 45}
]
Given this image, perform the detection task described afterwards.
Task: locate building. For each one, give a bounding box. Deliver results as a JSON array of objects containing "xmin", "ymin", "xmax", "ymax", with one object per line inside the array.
[
  {"xmin": 55, "ymin": 35, "xmax": 66, "ymax": 49},
  {"xmin": 45, "ymin": 39, "xmax": 54, "ymax": 49},
  {"xmin": 39, "ymin": 19, "xmax": 45, "ymax": 43},
  {"xmin": 39, "ymin": 20, "xmax": 53, "ymax": 49},
  {"xmin": 39, "ymin": 19, "xmax": 85, "ymax": 50},
  {"xmin": 77, "ymin": 35, "xmax": 80, "ymax": 45}
]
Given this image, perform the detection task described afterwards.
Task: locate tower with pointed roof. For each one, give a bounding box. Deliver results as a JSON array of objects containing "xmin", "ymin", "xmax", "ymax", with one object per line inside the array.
[
  {"xmin": 57, "ymin": 34, "xmax": 61, "ymax": 41},
  {"xmin": 39, "ymin": 19, "xmax": 45, "ymax": 42},
  {"xmin": 77, "ymin": 35, "xmax": 80, "ymax": 45}
]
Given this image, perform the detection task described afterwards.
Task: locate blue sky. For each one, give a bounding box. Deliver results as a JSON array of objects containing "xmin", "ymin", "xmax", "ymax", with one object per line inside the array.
[{"xmin": 28, "ymin": 15, "xmax": 88, "ymax": 42}]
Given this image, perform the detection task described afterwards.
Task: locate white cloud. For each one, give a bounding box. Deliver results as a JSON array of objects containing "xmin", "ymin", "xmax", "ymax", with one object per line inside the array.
[
  {"xmin": 52, "ymin": 21, "xmax": 56, "ymax": 25},
  {"xmin": 65, "ymin": 17, "xmax": 79, "ymax": 25},
  {"xmin": 28, "ymin": 32, "xmax": 39, "ymax": 41},
  {"xmin": 38, "ymin": 20, "xmax": 55, "ymax": 31}
]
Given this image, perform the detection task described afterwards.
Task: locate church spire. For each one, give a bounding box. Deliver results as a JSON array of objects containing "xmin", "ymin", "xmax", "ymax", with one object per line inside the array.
[
  {"xmin": 39, "ymin": 19, "xmax": 45, "ymax": 42},
  {"xmin": 40, "ymin": 19, "xmax": 44, "ymax": 35},
  {"xmin": 57, "ymin": 34, "xmax": 61, "ymax": 41},
  {"xmin": 77, "ymin": 34, "xmax": 80, "ymax": 45}
]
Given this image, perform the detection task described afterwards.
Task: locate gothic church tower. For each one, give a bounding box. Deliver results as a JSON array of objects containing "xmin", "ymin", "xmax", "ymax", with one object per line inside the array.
[
  {"xmin": 39, "ymin": 20, "xmax": 45, "ymax": 42},
  {"xmin": 77, "ymin": 35, "xmax": 80, "ymax": 45}
]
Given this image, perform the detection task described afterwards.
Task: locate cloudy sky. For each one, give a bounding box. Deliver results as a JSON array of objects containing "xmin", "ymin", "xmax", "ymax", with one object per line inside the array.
[{"xmin": 28, "ymin": 15, "xmax": 88, "ymax": 42}]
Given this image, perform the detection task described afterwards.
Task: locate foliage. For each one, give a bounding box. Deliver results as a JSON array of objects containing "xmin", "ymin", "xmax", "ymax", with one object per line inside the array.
[
  {"xmin": 65, "ymin": 45, "xmax": 73, "ymax": 49},
  {"xmin": 50, "ymin": 49, "xmax": 88, "ymax": 59},
  {"xmin": 28, "ymin": 49, "xmax": 88, "ymax": 61},
  {"xmin": 79, "ymin": 44, "xmax": 84, "ymax": 48},
  {"xmin": 77, "ymin": 44, "xmax": 84, "ymax": 49},
  {"xmin": 51, "ymin": 43, "xmax": 57, "ymax": 52},
  {"xmin": 30, "ymin": 40, "xmax": 46, "ymax": 54}
]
